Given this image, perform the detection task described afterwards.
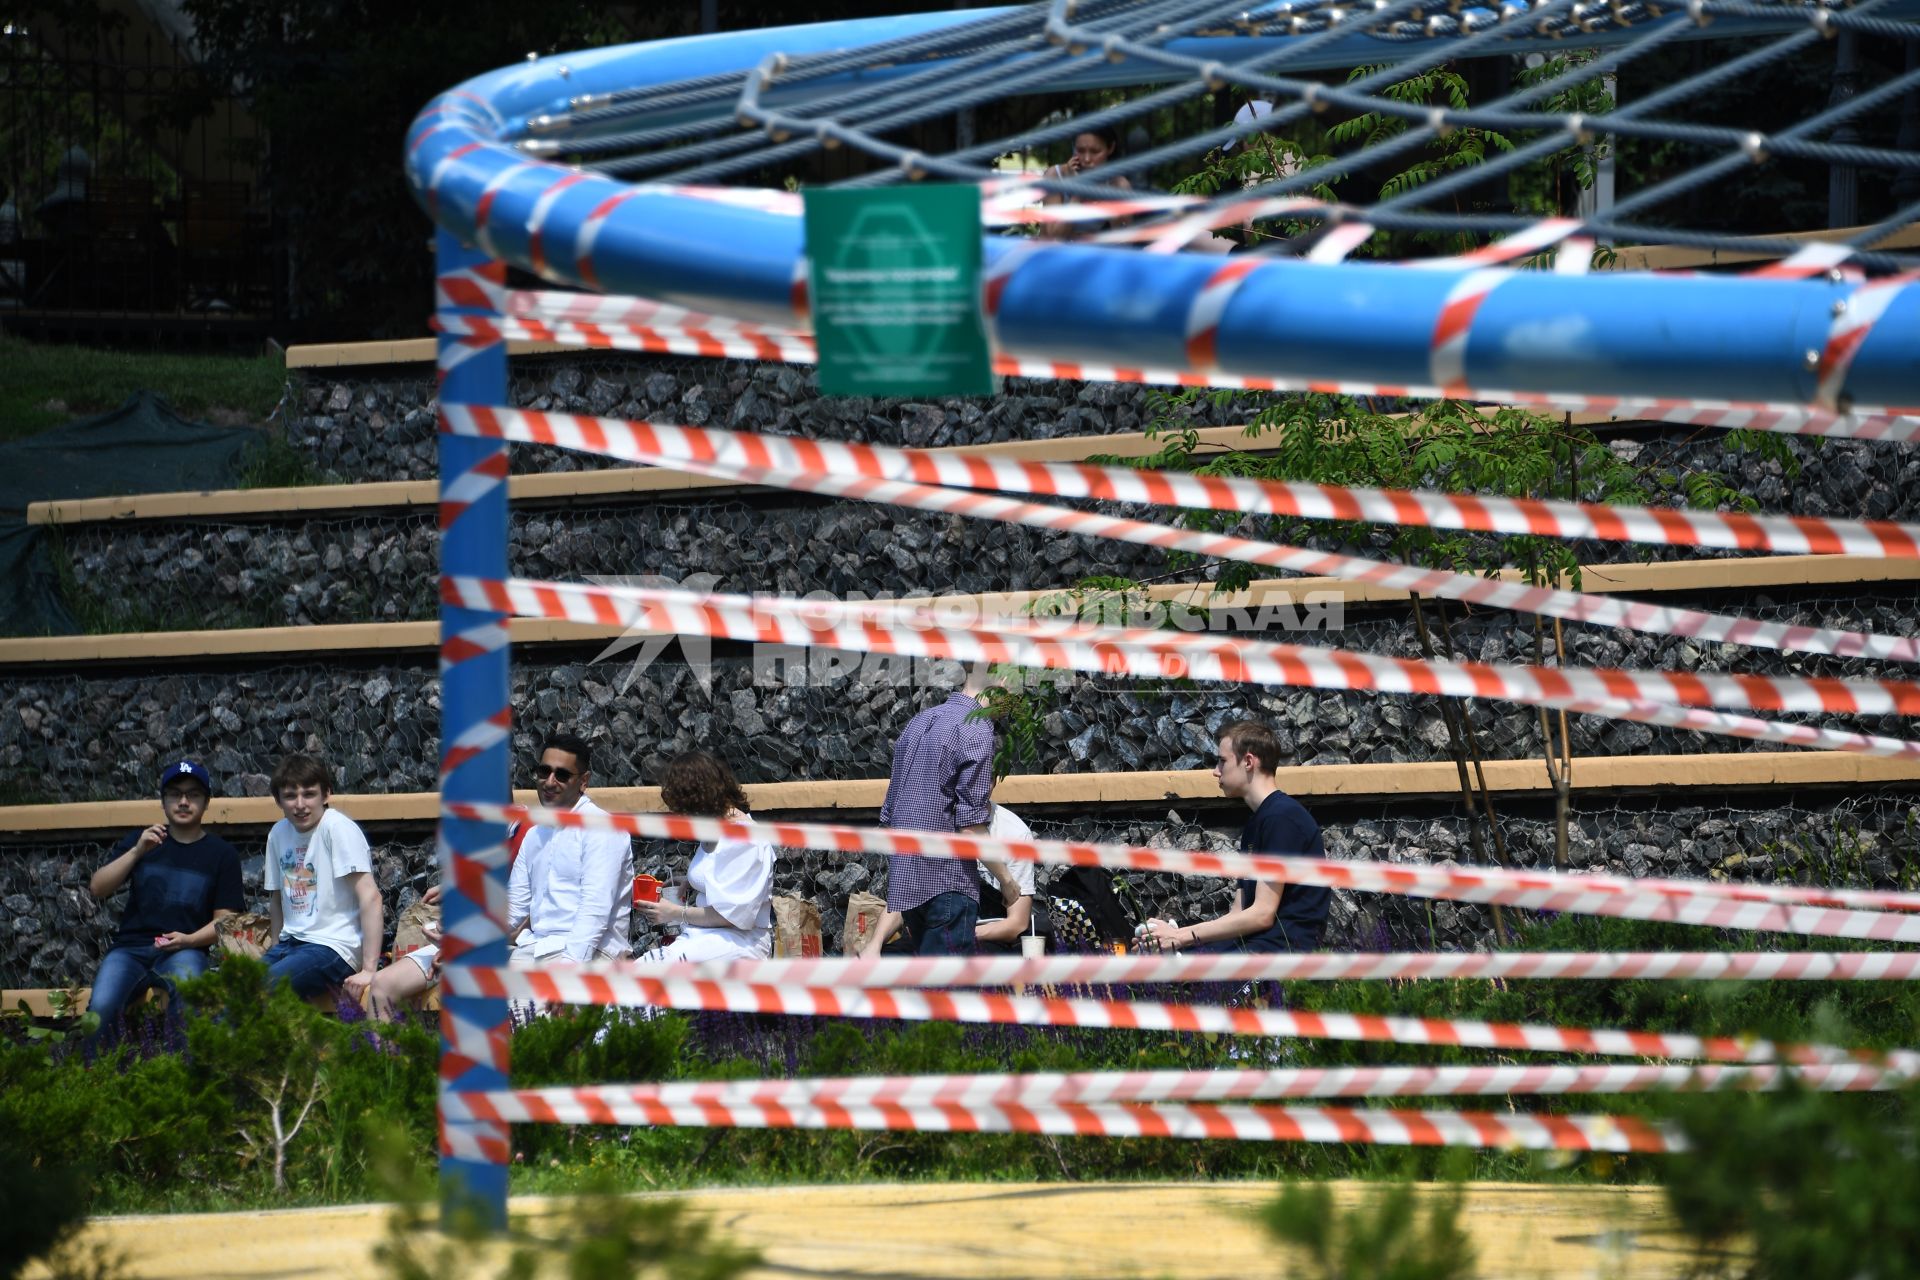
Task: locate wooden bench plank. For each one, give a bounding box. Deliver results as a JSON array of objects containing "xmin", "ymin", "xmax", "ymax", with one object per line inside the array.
[
  {"xmin": 3, "ymin": 751, "xmax": 1917, "ymax": 835},
  {"xmin": 1, "ymin": 554, "xmax": 1909, "ymax": 667}
]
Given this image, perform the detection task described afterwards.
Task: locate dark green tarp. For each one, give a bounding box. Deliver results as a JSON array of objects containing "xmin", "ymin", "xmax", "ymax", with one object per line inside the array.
[{"xmin": 0, "ymin": 392, "xmax": 261, "ymax": 636}]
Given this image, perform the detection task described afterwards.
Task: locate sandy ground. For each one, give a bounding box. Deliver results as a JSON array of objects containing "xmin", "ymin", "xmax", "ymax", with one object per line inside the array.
[{"xmin": 40, "ymin": 1181, "xmax": 1744, "ymax": 1279}]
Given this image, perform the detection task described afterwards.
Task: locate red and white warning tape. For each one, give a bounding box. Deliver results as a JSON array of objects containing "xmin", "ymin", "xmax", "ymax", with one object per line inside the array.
[
  {"xmin": 441, "ymin": 1117, "xmax": 510, "ymax": 1165},
  {"xmin": 438, "ymin": 311, "xmax": 817, "ymax": 365},
  {"xmin": 688, "ymin": 458, "xmax": 1920, "ymax": 665},
  {"xmin": 1103, "ymin": 196, "xmax": 1337, "ymax": 254},
  {"xmin": 439, "ymin": 404, "xmax": 1920, "ymax": 665},
  {"xmin": 439, "ymin": 966, "xmax": 1898, "ymax": 1068},
  {"xmin": 436, "ymin": 305, "xmax": 1920, "ymax": 444},
  {"xmin": 441, "ymin": 801, "xmax": 1920, "ymax": 941},
  {"xmin": 1306, "ymin": 221, "xmax": 1382, "ymax": 264},
  {"xmin": 641, "ymin": 183, "xmax": 804, "ymax": 217},
  {"xmin": 659, "ymin": 175, "xmax": 1282, "ymax": 234},
  {"xmin": 454, "ymin": 1058, "xmax": 1906, "ymax": 1112},
  {"xmin": 442, "ymin": 574, "xmax": 1920, "ymax": 762},
  {"xmin": 981, "ymin": 183, "xmax": 1204, "ymax": 229},
  {"xmin": 439, "ymin": 403, "xmax": 1920, "ymax": 563},
  {"xmin": 577, "ymin": 950, "xmax": 1920, "ymax": 988},
  {"xmin": 1414, "ymin": 219, "xmax": 1591, "ymax": 273},
  {"xmin": 447, "ymin": 1087, "xmax": 1685, "ymax": 1153},
  {"xmin": 1815, "ymin": 271, "xmax": 1920, "ymax": 412},
  {"xmin": 620, "ymin": 181, "xmax": 1858, "ymax": 303}
]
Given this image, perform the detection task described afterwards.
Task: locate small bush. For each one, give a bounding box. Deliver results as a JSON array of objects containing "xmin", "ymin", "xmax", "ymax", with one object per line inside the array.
[
  {"xmin": 1261, "ymin": 1179, "xmax": 1477, "ymax": 1280},
  {"xmin": 4, "ymin": 915, "xmax": 1914, "ymax": 1215},
  {"xmin": 1660, "ymin": 1071, "xmax": 1920, "ymax": 1278},
  {"xmin": 0, "ymin": 958, "xmax": 436, "ymax": 1210},
  {"xmin": 0, "ymin": 1122, "xmax": 89, "ymax": 1280}
]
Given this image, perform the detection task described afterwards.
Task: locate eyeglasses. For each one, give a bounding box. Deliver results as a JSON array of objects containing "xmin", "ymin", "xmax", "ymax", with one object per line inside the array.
[{"xmin": 532, "ymin": 763, "xmax": 577, "ymax": 784}]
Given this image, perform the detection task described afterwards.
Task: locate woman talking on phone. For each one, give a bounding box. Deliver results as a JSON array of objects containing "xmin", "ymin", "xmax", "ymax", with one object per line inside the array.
[
  {"xmin": 634, "ymin": 751, "xmax": 775, "ymax": 962},
  {"xmin": 1040, "ymin": 125, "xmax": 1131, "ymax": 240}
]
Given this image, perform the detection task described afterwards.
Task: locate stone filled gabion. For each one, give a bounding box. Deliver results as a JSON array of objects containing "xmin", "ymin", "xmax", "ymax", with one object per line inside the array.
[
  {"xmin": 13, "ymin": 356, "xmax": 1920, "ymax": 990},
  {"xmin": 290, "ymin": 358, "xmax": 1280, "ymax": 482},
  {"xmin": 4, "ymin": 588, "xmax": 1913, "ymax": 804},
  {"xmin": 61, "ymin": 499, "xmax": 1175, "ymax": 629},
  {"xmin": 283, "ymin": 355, "xmax": 1920, "ymax": 527},
  {"xmin": 56, "ymin": 350, "xmax": 1920, "ymax": 633},
  {"xmin": 7, "ymin": 795, "xmax": 1916, "ymax": 988}
]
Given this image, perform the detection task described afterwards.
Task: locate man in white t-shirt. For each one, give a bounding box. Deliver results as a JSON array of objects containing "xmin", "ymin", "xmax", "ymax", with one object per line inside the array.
[
  {"xmin": 976, "ymin": 803, "xmax": 1036, "ymax": 947},
  {"xmin": 508, "ymin": 732, "xmax": 633, "ymax": 966},
  {"xmin": 261, "ymin": 754, "xmax": 382, "ymax": 1002}
]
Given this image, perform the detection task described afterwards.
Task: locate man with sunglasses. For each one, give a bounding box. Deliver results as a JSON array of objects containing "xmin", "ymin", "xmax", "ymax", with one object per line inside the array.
[{"xmin": 507, "ymin": 731, "xmax": 633, "ymax": 967}]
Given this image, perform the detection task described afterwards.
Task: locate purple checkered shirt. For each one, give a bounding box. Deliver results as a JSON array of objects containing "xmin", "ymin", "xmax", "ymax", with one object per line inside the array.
[{"xmin": 878, "ymin": 692, "xmax": 994, "ymax": 912}]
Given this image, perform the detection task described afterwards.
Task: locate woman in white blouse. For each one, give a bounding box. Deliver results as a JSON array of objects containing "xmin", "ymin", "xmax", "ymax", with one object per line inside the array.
[{"xmin": 633, "ymin": 751, "xmax": 774, "ymax": 961}]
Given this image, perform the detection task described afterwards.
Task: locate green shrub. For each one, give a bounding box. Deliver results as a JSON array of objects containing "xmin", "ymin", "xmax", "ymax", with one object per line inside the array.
[
  {"xmin": 0, "ymin": 1121, "xmax": 89, "ymax": 1280},
  {"xmin": 1261, "ymin": 1179, "xmax": 1477, "ymax": 1280},
  {"xmin": 1659, "ymin": 1069, "xmax": 1920, "ymax": 1278},
  {"xmin": 236, "ymin": 429, "xmax": 336, "ymax": 489},
  {"xmin": 0, "ymin": 958, "xmax": 436, "ymax": 1210},
  {"xmin": 509, "ymin": 1008, "xmax": 688, "ymax": 1088},
  {"xmin": 0, "ymin": 1023, "xmax": 224, "ymax": 1192},
  {"xmin": 4, "ymin": 915, "xmax": 1914, "ymax": 1214}
]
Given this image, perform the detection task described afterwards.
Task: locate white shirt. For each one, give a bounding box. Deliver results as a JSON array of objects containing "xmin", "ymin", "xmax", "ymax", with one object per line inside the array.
[
  {"xmin": 264, "ymin": 807, "xmax": 373, "ymax": 966},
  {"xmin": 677, "ymin": 831, "xmax": 775, "ymax": 960},
  {"xmin": 508, "ymin": 794, "xmax": 634, "ymax": 963},
  {"xmin": 979, "ymin": 805, "xmax": 1037, "ymax": 901}
]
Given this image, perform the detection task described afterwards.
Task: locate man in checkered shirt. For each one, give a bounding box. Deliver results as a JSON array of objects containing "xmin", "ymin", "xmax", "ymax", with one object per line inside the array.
[{"xmin": 860, "ymin": 665, "xmax": 1019, "ymax": 958}]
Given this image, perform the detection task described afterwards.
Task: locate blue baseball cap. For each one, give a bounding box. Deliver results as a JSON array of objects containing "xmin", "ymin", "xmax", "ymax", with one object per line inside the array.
[{"xmin": 159, "ymin": 760, "xmax": 214, "ymax": 795}]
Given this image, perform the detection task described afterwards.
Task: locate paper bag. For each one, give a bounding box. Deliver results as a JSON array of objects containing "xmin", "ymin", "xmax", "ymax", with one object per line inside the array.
[
  {"xmin": 842, "ymin": 891, "xmax": 889, "ymax": 956},
  {"xmin": 772, "ymin": 895, "xmax": 823, "ymax": 958},
  {"xmin": 392, "ymin": 895, "xmax": 439, "ymax": 960}
]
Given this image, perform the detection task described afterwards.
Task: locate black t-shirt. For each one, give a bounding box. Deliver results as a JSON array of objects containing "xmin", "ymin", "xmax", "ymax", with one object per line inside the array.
[
  {"xmin": 107, "ymin": 829, "xmax": 246, "ymax": 948},
  {"xmin": 1234, "ymin": 790, "xmax": 1332, "ymax": 954}
]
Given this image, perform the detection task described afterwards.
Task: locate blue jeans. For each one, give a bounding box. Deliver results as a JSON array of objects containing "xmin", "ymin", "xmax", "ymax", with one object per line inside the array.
[
  {"xmin": 87, "ymin": 944, "xmax": 209, "ymax": 1035},
  {"xmin": 262, "ymin": 935, "xmax": 354, "ymax": 997},
  {"xmin": 904, "ymin": 891, "xmax": 978, "ymax": 957}
]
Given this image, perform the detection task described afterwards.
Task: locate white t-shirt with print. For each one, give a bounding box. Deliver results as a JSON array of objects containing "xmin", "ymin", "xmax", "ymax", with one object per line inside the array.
[
  {"xmin": 979, "ymin": 805, "xmax": 1037, "ymax": 900},
  {"xmin": 264, "ymin": 806, "xmax": 373, "ymax": 966}
]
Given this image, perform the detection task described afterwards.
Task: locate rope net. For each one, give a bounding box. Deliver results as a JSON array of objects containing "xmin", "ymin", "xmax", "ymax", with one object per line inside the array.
[
  {"xmin": 408, "ymin": 0, "xmax": 1920, "ymax": 1204},
  {"xmin": 409, "ymin": 0, "xmax": 1920, "ymax": 424},
  {"xmin": 536, "ymin": 0, "xmax": 1920, "ymax": 270}
]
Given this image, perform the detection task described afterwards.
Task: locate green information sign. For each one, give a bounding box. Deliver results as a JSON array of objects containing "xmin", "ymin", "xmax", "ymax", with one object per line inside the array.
[{"xmin": 803, "ymin": 185, "xmax": 993, "ymax": 397}]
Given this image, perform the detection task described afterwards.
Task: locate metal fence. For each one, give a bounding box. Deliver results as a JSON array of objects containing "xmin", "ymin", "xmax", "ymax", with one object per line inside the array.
[{"xmin": 0, "ymin": 7, "xmax": 277, "ymax": 340}]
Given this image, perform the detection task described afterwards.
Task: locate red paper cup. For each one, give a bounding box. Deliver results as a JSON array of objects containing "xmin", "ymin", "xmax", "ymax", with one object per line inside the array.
[{"xmin": 632, "ymin": 874, "xmax": 660, "ymax": 906}]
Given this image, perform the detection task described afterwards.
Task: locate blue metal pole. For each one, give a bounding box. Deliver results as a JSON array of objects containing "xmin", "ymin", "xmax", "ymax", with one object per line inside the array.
[{"xmin": 435, "ymin": 228, "xmax": 512, "ymax": 1229}]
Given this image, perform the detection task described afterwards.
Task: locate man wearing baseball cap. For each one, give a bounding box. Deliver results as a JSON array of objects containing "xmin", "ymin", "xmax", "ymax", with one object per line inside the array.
[{"xmin": 84, "ymin": 760, "xmax": 245, "ymax": 1041}]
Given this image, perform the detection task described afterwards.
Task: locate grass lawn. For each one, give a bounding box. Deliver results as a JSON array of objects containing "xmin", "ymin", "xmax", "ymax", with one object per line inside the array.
[{"xmin": 0, "ymin": 331, "xmax": 288, "ymax": 441}]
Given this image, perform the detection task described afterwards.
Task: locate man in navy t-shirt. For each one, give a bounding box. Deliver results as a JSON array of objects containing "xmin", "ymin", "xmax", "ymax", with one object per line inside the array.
[
  {"xmin": 1145, "ymin": 720, "xmax": 1331, "ymax": 954},
  {"xmin": 85, "ymin": 760, "xmax": 245, "ymax": 1038}
]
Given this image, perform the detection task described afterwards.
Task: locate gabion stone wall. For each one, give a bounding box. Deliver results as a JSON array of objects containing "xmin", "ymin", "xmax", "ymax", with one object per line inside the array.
[
  {"xmin": 5, "ymin": 583, "xmax": 1911, "ymax": 805},
  {"xmin": 283, "ymin": 354, "xmax": 1920, "ymax": 532},
  {"xmin": 60, "ymin": 496, "xmax": 1175, "ymax": 630},
  {"xmin": 290, "ymin": 357, "xmax": 1279, "ymax": 482},
  {"xmin": 10, "ymin": 355, "xmax": 1919, "ymax": 990},
  {"xmin": 55, "ymin": 353, "xmax": 1920, "ymax": 634}
]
